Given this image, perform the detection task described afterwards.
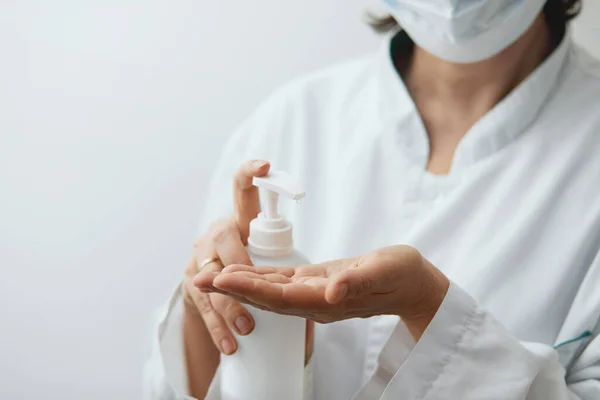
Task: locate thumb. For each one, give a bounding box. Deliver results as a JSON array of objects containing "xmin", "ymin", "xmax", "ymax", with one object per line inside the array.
[{"xmin": 233, "ymin": 160, "xmax": 270, "ymax": 241}]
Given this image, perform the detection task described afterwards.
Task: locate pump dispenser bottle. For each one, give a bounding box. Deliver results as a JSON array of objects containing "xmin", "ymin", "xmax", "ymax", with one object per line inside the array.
[{"xmin": 220, "ymin": 171, "xmax": 309, "ymax": 400}]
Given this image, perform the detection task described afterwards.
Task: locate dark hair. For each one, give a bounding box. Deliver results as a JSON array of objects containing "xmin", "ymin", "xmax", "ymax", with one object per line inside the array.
[{"xmin": 370, "ymin": 0, "xmax": 583, "ymax": 40}]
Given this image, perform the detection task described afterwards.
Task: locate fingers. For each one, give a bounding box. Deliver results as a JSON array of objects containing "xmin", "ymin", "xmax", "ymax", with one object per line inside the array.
[
  {"xmin": 188, "ymin": 283, "xmax": 238, "ymax": 355},
  {"xmin": 193, "ymin": 258, "xmax": 222, "ymax": 291},
  {"xmin": 211, "ymin": 220, "xmax": 253, "ymax": 267},
  {"xmin": 189, "ymin": 275, "xmax": 256, "ymax": 356},
  {"xmin": 293, "ymin": 259, "xmax": 349, "ymax": 278},
  {"xmin": 213, "ymin": 273, "xmax": 285, "ymax": 307},
  {"xmin": 213, "ymin": 273, "xmax": 327, "ymax": 310},
  {"xmin": 211, "ymin": 293, "xmax": 255, "ymax": 336},
  {"xmin": 217, "ymin": 270, "xmax": 293, "ymax": 284},
  {"xmin": 188, "ymin": 220, "xmax": 258, "ymax": 356},
  {"xmin": 195, "ymin": 219, "xmax": 253, "ymax": 293},
  {"xmin": 222, "ymin": 264, "xmax": 296, "ymax": 277},
  {"xmin": 187, "ymin": 210, "xmax": 273, "ymax": 357},
  {"xmin": 229, "ymin": 271, "xmax": 293, "ymax": 284},
  {"xmin": 191, "ymin": 234, "xmax": 222, "ymax": 287},
  {"xmin": 233, "ymin": 160, "xmax": 270, "ymax": 240}
]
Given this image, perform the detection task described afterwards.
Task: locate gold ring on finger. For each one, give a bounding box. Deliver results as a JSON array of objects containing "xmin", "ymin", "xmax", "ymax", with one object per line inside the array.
[{"xmin": 197, "ymin": 257, "xmax": 221, "ymax": 273}]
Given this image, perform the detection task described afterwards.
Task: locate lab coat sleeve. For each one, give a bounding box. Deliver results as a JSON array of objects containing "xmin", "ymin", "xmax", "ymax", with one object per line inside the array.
[
  {"xmin": 378, "ymin": 256, "xmax": 600, "ymax": 400},
  {"xmin": 142, "ymin": 279, "xmax": 224, "ymax": 400},
  {"xmin": 143, "ymin": 284, "xmax": 191, "ymax": 400},
  {"xmin": 143, "ymin": 83, "xmax": 314, "ymax": 400}
]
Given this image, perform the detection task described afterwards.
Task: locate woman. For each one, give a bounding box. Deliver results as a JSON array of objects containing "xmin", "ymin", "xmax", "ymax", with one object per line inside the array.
[{"xmin": 144, "ymin": 0, "xmax": 600, "ymax": 399}]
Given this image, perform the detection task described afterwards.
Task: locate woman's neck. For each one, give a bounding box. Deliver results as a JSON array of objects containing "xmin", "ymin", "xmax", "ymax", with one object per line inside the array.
[{"xmin": 400, "ymin": 14, "xmax": 554, "ymax": 175}]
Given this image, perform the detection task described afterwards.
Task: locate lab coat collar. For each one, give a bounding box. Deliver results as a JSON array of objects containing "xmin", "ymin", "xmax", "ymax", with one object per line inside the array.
[{"xmin": 377, "ymin": 29, "xmax": 573, "ymax": 171}]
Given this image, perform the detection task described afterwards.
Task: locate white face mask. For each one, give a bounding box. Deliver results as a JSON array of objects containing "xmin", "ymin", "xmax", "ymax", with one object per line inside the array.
[{"xmin": 381, "ymin": 0, "xmax": 547, "ymax": 63}]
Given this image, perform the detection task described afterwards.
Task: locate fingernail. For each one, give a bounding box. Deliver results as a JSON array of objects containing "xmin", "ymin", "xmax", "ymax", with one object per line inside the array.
[
  {"xmin": 252, "ymin": 160, "xmax": 267, "ymax": 170},
  {"xmin": 221, "ymin": 338, "xmax": 235, "ymax": 355},
  {"xmin": 337, "ymin": 284, "xmax": 349, "ymax": 301},
  {"xmin": 235, "ymin": 316, "xmax": 252, "ymax": 335}
]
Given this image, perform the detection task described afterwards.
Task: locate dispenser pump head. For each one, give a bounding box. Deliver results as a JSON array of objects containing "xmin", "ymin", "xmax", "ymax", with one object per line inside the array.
[{"xmin": 248, "ymin": 171, "xmax": 305, "ymax": 257}]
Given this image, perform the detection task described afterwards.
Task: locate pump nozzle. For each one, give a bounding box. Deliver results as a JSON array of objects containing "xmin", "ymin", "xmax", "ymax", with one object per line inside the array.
[
  {"xmin": 248, "ymin": 171, "xmax": 305, "ymax": 257},
  {"xmin": 253, "ymin": 171, "xmax": 305, "ymax": 220}
]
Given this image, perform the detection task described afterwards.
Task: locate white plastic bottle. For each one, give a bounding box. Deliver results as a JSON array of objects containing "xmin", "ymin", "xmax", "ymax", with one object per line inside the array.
[{"xmin": 220, "ymin": 171, "xmax": 309, "ymax": 400}]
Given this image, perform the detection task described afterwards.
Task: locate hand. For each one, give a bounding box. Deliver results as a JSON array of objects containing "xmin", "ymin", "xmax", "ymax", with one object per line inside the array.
[
  {"xmin": 182, "ymin": 160, "xmax": 270, "ymax": 355},
  {"xmin": 198, "ymin": 246, "xmax": 450, "ymax": 340},
  {"xmin": 183, "ymin": 160, "xmax": 314, "ymax": 363}
]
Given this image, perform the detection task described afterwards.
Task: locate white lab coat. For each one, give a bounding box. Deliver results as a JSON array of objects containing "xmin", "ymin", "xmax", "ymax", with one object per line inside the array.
[{"xmin": 144, "ymin": 29, "xmax": 600, "ymax": 399}]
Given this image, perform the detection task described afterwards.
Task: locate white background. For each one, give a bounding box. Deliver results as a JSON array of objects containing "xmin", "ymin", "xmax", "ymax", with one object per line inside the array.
[{"xmin": 0, "ymin": 1, "xmax": 598, "ymax": 399}]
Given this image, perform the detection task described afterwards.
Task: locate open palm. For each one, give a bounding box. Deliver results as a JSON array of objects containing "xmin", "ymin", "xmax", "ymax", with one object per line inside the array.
[{"xmin": 195, "ymin": 246, "xmax": 449, "ymax": 326}]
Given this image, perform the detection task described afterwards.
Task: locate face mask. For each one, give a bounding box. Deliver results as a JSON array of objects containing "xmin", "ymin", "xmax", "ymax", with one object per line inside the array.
[{"xmin": 381, "ymin": 0, "xmax": 547, "ymax": 63}]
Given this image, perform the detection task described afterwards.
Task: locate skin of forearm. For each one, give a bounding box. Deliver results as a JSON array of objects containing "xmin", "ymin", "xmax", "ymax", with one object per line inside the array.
[{"xmin": 183, "ymin": 302, "xmax": 220, "ymax": 399}]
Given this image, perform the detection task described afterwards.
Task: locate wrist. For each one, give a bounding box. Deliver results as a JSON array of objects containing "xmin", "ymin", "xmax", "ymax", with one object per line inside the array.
[
  {"xmin": 400, "ymin": 258, "xmax": 450, "ymax": 340},
  {"xmin": 183, "ymin": 302, "xmax": 220, "ymax": 398},
  {"xmin": 402, "ymin": 316, "xmax": 433, "ymax": 341},
  {"xmin": 182, "ymin": 285, "xmax": 201, "ymax": 315}
]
